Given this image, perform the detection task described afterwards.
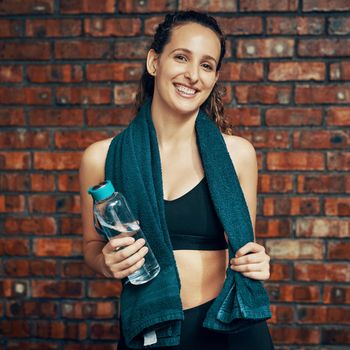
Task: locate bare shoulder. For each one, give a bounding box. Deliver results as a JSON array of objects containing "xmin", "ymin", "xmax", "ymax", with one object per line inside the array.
[
  {"xmin": 79, "ymin": 137, "xmax": 114, "ymax": 183},
  {"xmin": 221, "ymin": 133, "xmax": 257, "ymax": 179}
]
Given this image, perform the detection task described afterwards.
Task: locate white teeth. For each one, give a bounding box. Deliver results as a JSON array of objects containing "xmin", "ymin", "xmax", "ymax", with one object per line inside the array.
[{"xmin": 175, "ymin": 84, "xmax": 196, "ymax": 95}]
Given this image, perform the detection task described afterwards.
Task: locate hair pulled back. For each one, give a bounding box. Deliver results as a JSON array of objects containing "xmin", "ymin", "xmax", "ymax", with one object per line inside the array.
[{"xmin": 135, "ymin": 10, "xmax": 233, "ymax": 135}]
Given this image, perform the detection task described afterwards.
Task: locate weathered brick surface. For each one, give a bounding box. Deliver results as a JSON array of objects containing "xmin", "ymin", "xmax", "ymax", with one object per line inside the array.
[{"xmin": 1, "ymin": 1, "xmax": 349, "ymax": 348}]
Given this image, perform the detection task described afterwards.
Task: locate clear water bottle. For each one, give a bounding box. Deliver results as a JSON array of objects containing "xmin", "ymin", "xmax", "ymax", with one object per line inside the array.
[{"xmin": 88, "ymin": 180, "xmax": 160, "ymax": 285}]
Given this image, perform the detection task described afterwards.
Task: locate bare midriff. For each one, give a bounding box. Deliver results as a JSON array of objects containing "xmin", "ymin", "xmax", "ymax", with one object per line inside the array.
[{"xmin": 174, "ymin": 249, "xmax": 228, "ymax": 310}]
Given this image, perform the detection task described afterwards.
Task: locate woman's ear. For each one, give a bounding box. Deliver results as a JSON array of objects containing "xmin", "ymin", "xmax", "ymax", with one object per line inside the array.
[{"xmin": 146, "ymin": 49, "xmax": 158, "ymax": 77}]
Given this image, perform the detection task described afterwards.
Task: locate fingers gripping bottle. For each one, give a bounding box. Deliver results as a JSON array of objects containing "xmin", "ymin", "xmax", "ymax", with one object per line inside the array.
[{"xmin": 88, "ymin": 180, "xmax": 160, "ymax": 285}]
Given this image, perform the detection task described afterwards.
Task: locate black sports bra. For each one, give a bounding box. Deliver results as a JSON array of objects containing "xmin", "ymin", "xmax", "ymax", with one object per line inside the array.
[{"xmin": 164, "ymin": 177, "xmax": 228, "ymax": 251}]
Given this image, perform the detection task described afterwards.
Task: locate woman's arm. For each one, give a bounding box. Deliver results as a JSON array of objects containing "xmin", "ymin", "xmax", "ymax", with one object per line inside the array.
[{"xmin": 223, "ymin": 134, "xmax": 270, "ymax": 281}]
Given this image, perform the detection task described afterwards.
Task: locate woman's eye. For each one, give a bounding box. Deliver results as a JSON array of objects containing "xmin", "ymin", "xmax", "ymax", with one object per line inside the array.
[
  {"xmin": 175, "ymin": 55, "xmax": 187, "ymax": 61},
  {"xmin": 202, "ymin": 63, "xmax": 214, "ymax": 71}
]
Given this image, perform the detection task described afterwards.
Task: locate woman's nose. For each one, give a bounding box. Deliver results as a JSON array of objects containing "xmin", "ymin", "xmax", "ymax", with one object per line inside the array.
[{"xmin": 184, "ymin": 64, "xmax": 199, "ymax": 82}]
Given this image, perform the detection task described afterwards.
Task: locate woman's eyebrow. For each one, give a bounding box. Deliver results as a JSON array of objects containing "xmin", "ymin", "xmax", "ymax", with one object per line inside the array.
[{"xmin": 170, "ymin": 48, "xmax": 217, "ymax": 64}]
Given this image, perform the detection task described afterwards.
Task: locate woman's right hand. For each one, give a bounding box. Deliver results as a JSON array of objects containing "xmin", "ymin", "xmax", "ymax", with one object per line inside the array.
[{"xmin": 101, "ymin": 236, "xmax": 148, "ymax": 279}]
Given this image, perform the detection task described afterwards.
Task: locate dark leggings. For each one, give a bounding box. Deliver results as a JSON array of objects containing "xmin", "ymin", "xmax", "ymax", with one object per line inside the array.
[{"xmin": 118, "ymin": 299, "xmax": 275, "ymax": 350}]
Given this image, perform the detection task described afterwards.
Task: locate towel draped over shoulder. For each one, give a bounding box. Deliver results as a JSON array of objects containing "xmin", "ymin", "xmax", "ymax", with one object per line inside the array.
[{"xmin": 104, "ymin": 99, "xmax": 272, "ymax": 349}]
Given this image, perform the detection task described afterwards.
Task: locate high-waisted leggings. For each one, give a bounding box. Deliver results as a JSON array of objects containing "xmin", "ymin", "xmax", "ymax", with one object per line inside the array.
[{"xmin": 117, "ymin": 299, "xmax": 275, "ymax": 350}]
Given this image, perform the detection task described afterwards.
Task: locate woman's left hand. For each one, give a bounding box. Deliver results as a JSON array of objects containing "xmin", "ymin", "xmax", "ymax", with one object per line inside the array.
[{"xmin": 230, "ymin": 242, "xmax": 270, "ymax": 281}]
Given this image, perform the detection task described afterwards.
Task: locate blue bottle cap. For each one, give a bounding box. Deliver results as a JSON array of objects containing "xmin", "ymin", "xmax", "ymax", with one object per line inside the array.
[{"xmin": 88, "ymin": 180, "xmax": 115, "ymax": 201}]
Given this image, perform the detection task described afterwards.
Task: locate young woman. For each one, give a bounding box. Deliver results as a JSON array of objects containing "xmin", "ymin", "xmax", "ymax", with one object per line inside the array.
[{"xmin": 80, "ymin": 11, "xmax": 274, "ymax": 350}]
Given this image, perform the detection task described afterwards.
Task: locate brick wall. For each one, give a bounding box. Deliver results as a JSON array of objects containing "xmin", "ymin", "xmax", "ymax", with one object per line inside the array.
[{"xmin": 0, "ymin": 0, "xmax": 349, "ymax": 349}]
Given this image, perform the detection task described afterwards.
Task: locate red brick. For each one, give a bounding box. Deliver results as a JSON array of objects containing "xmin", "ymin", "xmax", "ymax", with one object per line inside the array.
[
  {"xmin": 295, "ymin": 263, "xmax": 350, "ymax": 282},
  {"xmin": 60, "ymin": 217, "xmax": 82, "ymax": 235},
  {"xmin": 86, "ymin": 62, "xmax": 143, "ymax": 81},
  {"xmin": 298, "ymin": 39, "xmax": 350, "ymax": 57},
  {"xmin": 0, "ymin": 19, "xmax": 22, "ymax": 37},
  {"xmin": 297, "ymin": 218, "xmax": 350, "ymax": 238},
  {"xmin": 0, "ymin": 65, "xmax": 22, "ymax": 82},
  {"xmin": 63, "ymin": 344, "xmax": 115, "ymax": 350},
  {"xmin": 296, "ymin": 84, "xmax": 350, "ymax": 104},
  {"xmin": 258, "ymin": 174, "xmax": 293, "ymax": 193},
  {"xmin": 0, "ymin": 109, "xmax": 25, "ymax": 126},
  {"xmin": 86, "ymin": 108, "xmax": 134, "ymax": 126},
  {"xmin": 269, "ymin": 62, "xmax": 325, "ymax": 81},
  {"xmin": 89, "ymin": 322, "xmax": 118, "ymax": 340},
  {"xmin": 56, "ymin": 87, "xmax": 111, "ymax": 105},
  {"xmin": 0, "ymin": 238, "xmax": 29, "ymax": 256},
  {"xmin": 298, "ymin": 306, "xmax": 350, "ymax": 324},
  {"xmin": 236, "ymin": 130, "xmax": 289, "ymax": 148},
  {"xmin": 324, "ymin": 285, "xmax": 350, "ymax": 304},
  {"xmin": 303, "ymin": 0, "xmax": 350, "ymax": 11},
  {"xmin": 328, "ymin": 241, "xmax": 350, "ymax": 260},
  {"xmin": 221, "ymin": 83, "xmax": 232, "ymax": 105},
  {"xmin": 34, "ymin": 238, "xmax": 82, "ymax": 257},
  {"xmin": 216, "ymin": 16, "xmax": 262, "ymax": 35},
  {"xmin": 4, "ymin": 259, "xmax": 56, "ymax": 277},
  {"xmin": 0, "ymin": 195, "xmax": 25, "ymax": 213},
  {"xmin": 60, "ymin": 0, "xmax": 115, "ymax": 13},
  {"xmin": 0, "ymin": 173, "xmax": 30, "ymax": 191},
  {"xmin": 266, "ymin": 239, "xmax": 323, "ymax": 260},
  {"xmin": 31, "ymin": 174, "xmax": 55, "ymax": 191},
  {"xmin": 270, "ymin": 326, "xmax": 320, "ymax": 344},
  {"xmin": 269, "ymin": 262, "xmax": 292, "ymax": 280},
  {"xmin": 144, "ymin": 16, "xmax": 164, "ymax": 36},
  {"xmin": 29, "ymin": 195, "xmax": 55, "ymax": 213},
  {"xmin": 0, "ymin": 41, "xmax": 50, "ymax": 60},
  {"xmin": 4, "ymin": 217, "xmax": 56, "ymax": 235},
  {"xmin": 269, "ymin": 305, "xmax": 294, "ymax": 324},
  {"xmin": 114, "ymin": 84, "xmax": 138, "ymax": 105},
  {"xmin": 0, "ymin": 0, "xmax": 54, "ymax": 14},
  {"xmin": 225, "ymin": 107, "xmax": 261, "ymax": 126},
  {"xmin": 119, "ymin": 0, "xmax": 175, "ymax": 13},
  {"xmin": 88, "ymin": 281, "xmax": 122, "ymax": 298},
  {"xmin": 61, "ymin": 261, "xmax": 96, "ymax": 278},
  {"xmin": 325, "ymin": 198, "xmax": 350, "ymax": 216},
  {"xmin": 6, "ymin": 300, "xmax": 57, "ymax": 318},
  {"xmin": 32, "ymin": 320, "xmax": 65, "ymax": 339},
  {"xmin": 267, "ymin": 152, "xmax": 324, "ymax": 170},
  {"xmin": 293, "ymin": 130, "xmax": 349, "ymax": 149},
  {"xmin": 55, "ymin": 40, "xmax": 112, "ymax": 60},
  {"xmin": 0, "ymin": 152, "xmax": 30, "ymax": 170},
  {"xmin": 266, "ymin": 108, "xmax": 322, "ymax": 126},
  {"xmin": 62, "ymin": 301, "xmax": 116, "ymax": 319},
  {"xmin": 297, "ymin": 174, "xmax": 350, "ymax": 193},
  {"xmin": 267, "ymin": 284, "xmax": 320, "ymax": 302},
  {"xmin": 263, "ymin": 197, "xmax": 320, "ymax": 216},
  {"xmin": 0, "ymin": 131, "xmax": 49, "ymax": 149},
  {"xmin": 182, "ymin": 0, "xmax": 237, "ymax": 11},
  {"xmin": 237, "ymin": 38, "xmax": 294, "ymax": 58},
  {"xmin": 220, "ymin": 62, "xmax": 263, "ymax": 82},
  {"xmin": 240, "ymin": 0, "xmax": 298, "ymax": 11},
  {"xmin": 0, "ymin": 320, "xmax": 31, "ymax": 338},
  {"xmin": 84, "ymin": 18, "xmax": 141, "ymax": 37},
  {"xmin": 58, "ymin": 174, "xmax": 80, "ymax": 193},
  {"xmin": 322, "ymin": 328, "xmax": 350, "ymax": 344},
  {"xmin": 34, "ymin": 152, "xmax": 81, "ymax": 170},
  {"xmin": 327, "ymin": 152, "xmax": 350, "ymax": 171},
  {"xmin": 26, "ymin": 19, "xmax": 81, "ymax": 37},
  {"xmin": 255, "ymin": 219, "xmax": 291, "ymax": 238},
  {"xmin": 235, "ymin": 85, "xmax": 292, "ymax": 104},
  {"xmin": 329, "ymin": 17, "xmax": 350, "ymax": 36},
  {"xmin": 28, "ymin": 108, "xmax": 83, "ymax": 126},
  {"xmin": 114, "ymin": 38, "xmax": 151, "ymax": 58},
  {"xmin": 32, "ymin": 280, "xmax": 83, "ymax": 298},
  {"xmin": 266, "ymin": 16, "xmax": 324, "ymax": 35},
  {"xmin": 27, "ymin": 65, "xmax": 83, "ymax": 83},
  {"xmin": 54, "ymin": 130, "xmax": 109, "ymax": 149},
  {"xmin": 0, "ymin": 87, "xmax": 51, "ymax": 105},
  {"xmin": 330, "ymin": 62, "xmax": 350, "ymax": 81}
]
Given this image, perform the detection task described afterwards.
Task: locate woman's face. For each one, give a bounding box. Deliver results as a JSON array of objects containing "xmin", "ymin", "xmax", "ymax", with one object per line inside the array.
[{"xmin": 148, "ymin": 22, "xmax": 221, "ymax": 116}]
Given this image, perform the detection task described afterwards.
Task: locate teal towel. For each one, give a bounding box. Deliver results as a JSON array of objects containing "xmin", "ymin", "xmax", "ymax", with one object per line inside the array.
[{"xmin": 105, "ymin": 99, "xmax": 272, "ymax": 348}]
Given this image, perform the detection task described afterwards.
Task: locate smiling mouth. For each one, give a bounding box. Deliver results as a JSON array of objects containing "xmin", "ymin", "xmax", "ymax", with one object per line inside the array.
[{"xmin": 174, "ymin": 83, "xmax": 198, "ymax": 96}]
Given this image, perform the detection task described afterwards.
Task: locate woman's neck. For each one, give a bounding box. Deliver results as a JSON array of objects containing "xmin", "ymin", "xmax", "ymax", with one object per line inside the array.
[{"xmin": 150, "ymin": 97, "xmax": 198, "ymax": 151}]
